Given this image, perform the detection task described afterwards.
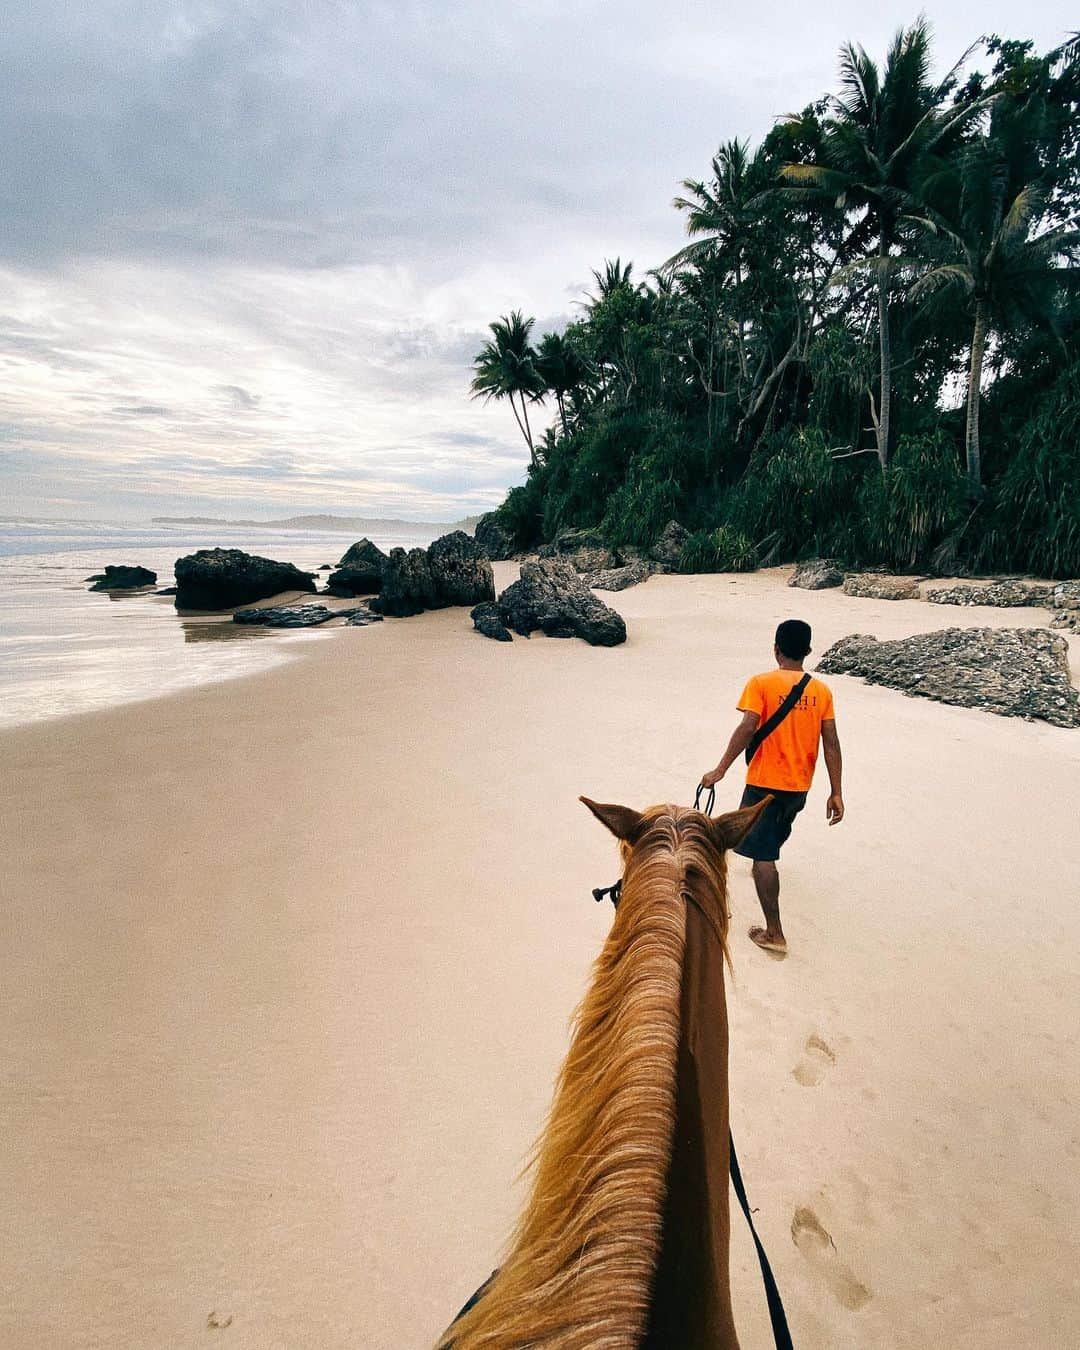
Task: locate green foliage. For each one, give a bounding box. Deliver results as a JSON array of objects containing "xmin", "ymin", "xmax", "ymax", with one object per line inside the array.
[
  {"xmin": 470, "ymin": 27, "xmax": 1079, "ymax": 578},
  {"xmin": 677, "ymin": 526, "xmax": 758, "ymax": 573}
]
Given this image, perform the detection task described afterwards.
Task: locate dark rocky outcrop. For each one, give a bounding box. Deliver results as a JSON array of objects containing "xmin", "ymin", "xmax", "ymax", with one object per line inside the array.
[
  {"xmin": 369, "ymin": 547, "xmax": 439, "ymax": 617},
  {"xmin": 842, "ymin": 573, "xmax": 922, "ymax": 601},
  {"xmin": 586, "ymin": 560, "xmax": 655, "ymax": 592},
  {"xmin": 470, "ymin": 601, "xmax": 513, "ymax": 642},
  {"xmin": 343, "ymin": 606, "xmax": 384, "ymax": 627},
  {"xmin": 789, "ymin": 559, "xmax": 844, "ymax": 591},
  {"xmin": 155, "ymin": 587, "xmax": 178, "ymax": 596},
  {"xmin": 649, "ymin": 521, "xmax": 690, "ymax": 571},
  {"xmin": 427, "ymin": 531, "xmax": 496, "ymax": 606},
  {"xmin": 818, "ymin": 627, "xmax": 1080, "ymax": 727},
  {"xmin": 369, "ymin": 533, "xmax": 494, "ymax": 617},
  {"xmin": 86, "ymin": 565, "xmax": 157, "ymax": 591},
  {"xmin": 174, "ymin": 549, "xmax": 316, "ymax": 610},
  {"xmin": 233, "ymin": 604, "xmax": 365, "ymax": 628},
  {"xmin": 325, "ymin": 538, "xmax": 388, "ymax": 597},
  {"xmin": 926, "ymin": 580, "xmax": 1053, "ymax": 608},
  {"xmin": 495, "ymin": 559, "xmax": 626, "ymax": 646},
  {"xmin": 474, "ymin": 512, "xmax": 515, "ymax": 562}
]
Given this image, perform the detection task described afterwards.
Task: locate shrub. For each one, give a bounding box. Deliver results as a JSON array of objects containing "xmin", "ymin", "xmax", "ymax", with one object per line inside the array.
[{"xmin": 677, "ymin": 525, "xmax": 758, "ymax": 573}]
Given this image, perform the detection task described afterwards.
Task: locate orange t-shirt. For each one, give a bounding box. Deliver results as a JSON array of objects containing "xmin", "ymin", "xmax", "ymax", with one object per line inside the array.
[{"xmin": 738, "ymin": 670, "xmax": 835, "ymax": 793}]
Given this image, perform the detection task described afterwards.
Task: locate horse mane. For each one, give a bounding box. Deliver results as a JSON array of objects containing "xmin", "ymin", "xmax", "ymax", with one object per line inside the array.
[{"xmin": 438, "ymin": 805, "xmax": 733, "ymax": 1350}]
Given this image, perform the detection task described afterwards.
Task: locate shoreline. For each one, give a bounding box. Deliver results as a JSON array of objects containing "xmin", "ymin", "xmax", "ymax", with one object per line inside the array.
[{"xmin": 2, "ymin": 569, "xmax": 1079, "ymax": 1349}]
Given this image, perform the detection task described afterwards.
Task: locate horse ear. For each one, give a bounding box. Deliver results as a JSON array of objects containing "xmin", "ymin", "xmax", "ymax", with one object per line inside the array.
[
  {"xmin": 709, "ymin": 794, "xmax": 772, "ymax": 852},
  {"xmin": 580, "ymin": 796, "xmax": 644, "ymax": 842}
]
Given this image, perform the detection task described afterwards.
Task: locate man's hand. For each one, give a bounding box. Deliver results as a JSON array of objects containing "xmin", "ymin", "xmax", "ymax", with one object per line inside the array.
[
  {"xmin": 700, "ymin": 766, "xmax": 725, "ymax": 789},
  {"xmin": 826, "ymin": 793, "xmax": 845, "ymax": 825}
]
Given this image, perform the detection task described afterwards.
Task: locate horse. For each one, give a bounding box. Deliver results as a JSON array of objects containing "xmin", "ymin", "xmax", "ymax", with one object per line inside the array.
[{"xmin": 437, "ymin": 791, "xmax": 771, "ymax": 1350}]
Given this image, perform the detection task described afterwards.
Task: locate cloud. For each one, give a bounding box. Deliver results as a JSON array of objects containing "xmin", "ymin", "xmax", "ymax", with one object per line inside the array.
[{"xmin": 0, "ymin": 0, "xmax": 1069, "ymax": 519}]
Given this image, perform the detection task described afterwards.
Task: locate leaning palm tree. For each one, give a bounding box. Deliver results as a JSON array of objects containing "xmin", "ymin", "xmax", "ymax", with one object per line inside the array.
[
  {"xmin": 470, "ymin": 312, "xmax": 545, "ymax": 467},
  {"xmin": 780, "ymin": 21, "xmax": 987, "ymax": 470},
  {"xmin": 910, "ymin": 140, "xmax": 1079, "ymax": 496}
]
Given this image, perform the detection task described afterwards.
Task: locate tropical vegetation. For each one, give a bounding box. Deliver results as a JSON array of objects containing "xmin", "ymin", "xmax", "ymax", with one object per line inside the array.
[{"xmin": 471, "ymin": 26, "xmax": 1080, "ymax": 577}]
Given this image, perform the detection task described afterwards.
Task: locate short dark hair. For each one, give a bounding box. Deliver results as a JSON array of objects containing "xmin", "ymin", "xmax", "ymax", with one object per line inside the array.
[{"xmin": 775, "ymin": 619, "xmax": 812, "ymax": 660}]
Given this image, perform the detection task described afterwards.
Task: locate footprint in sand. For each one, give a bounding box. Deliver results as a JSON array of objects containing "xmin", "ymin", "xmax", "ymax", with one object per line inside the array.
[
  {"xmin": 791, "ymin": 1207, "xmax": 872, "ymax": 1311},
  {"xmin": 792, "ymin": 1033, "xmax": 836, "ymax": 1087}
]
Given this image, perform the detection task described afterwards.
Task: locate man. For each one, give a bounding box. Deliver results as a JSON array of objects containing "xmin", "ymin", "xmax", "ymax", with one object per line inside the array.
[{"xmin": 700, "ymin": 619, "xmax": 843, "ymax": 953}]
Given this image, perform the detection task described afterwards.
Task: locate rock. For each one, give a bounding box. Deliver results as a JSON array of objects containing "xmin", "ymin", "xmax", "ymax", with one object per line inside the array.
[
  {"xmin": 368, "ymin": 547, "xmax": 439, "ymax": 617},
  {"xmin": 174, "ymin": 549, "xmax": 316, "ymax": 610},
  {"xmin": 649, "ymin": 521, "xmax": 690, "ymax": 571},
  {"xmin": 233, "ymin": 604, "xmax": 364, "ymax": 628},
  {"xmin": 586, "ymin": 560, "xmax": 654, "ymax": 592},
  {"xmin": 926, "ymin": 580, "xmax": 1053, "ymax": 607},
  {"xmin": 817, "ymin": 627, "xmax": 1080, "ymax": 728},
  {"xmin": 318, "ymin": 563, "xmax": 332, "ymax": 571},
  {"xmin": 86, "ymin": 565, "xmax": 157, "ymax": 591},
  {"xmin": 155, "ymin": 587, "xmax": 178, "ymax": 596},
  {"xmin": 538, "ymin": 528, "xmax": 617, "ymax": 572},
  {"xmin": 474, "ymin": 512, "xmax": 515, "ymax": 562},
  {"xmin": 343, "ymin": 606, "xmax": 384, "ymax": 627},
  {"xmin": 842, "ymin": 573, "xmax": 922, "ymax": 601},
  {"xmin": 471, "ymin": 601, "xmax": 513, "ymax": 642},
  {"xmin": 326, "ymin": 539, "xmax": 387, "ymax": 596},
  {"xmin": 1049, "ymin": 611, "xmax": 1080, "ymax": 633},
  {"xmin": 1048, "ymin": 580, "xmax": 1080, "ymax": 612},
  {"xmin": 427, "ymin": 531, "xmax": 496, "ymax": 606},
  {"xmin": 496, "ymin": 559, "xmax": 626, "ymax": 646},
  {"xmin": 789, "ymin": 559, "xmax": 844, "ymax": 590}
]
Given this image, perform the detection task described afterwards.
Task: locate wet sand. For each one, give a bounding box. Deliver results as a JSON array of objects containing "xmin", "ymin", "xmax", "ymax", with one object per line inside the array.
[{"xmin": 2, "ymin": 567, "xmax": 1079, "ymax": 1348}]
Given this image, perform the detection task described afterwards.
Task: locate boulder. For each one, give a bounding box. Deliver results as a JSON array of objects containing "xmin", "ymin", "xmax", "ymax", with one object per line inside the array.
[
  {"xmin": 1048, "ymin": 580, "xmax": 1080, "ymax": 612},
  {"xmin": 233, "ymin": 604, "xmax": 365, "ymax": 628},
  {"xmin": 174, "ymin": 549, "xmax": 316, "ymax": 610},
  {"xmin": 926, "ymin": 580, "xmax": 1053, "ymax": 607},
  {"xmin": 789, "ymin": 559, "xmax": 844, "ymax": 591},
  {"xmin": 1049, "ymin": 611, "xmax": 1079, "ymax": 633},
  {"xmin": 427, "ymin": 531, "xmax": 496, "ymax": 606},
  {"xmin": 368, "ymin": 547, "xmax": 439, "ymax": 617},
  {"xmin": 586, "ymin": 560, "xmax": 654, "ymax": 592},
  {"xmin": 343, "ymin": 606, "xmax": 384, "ymax": 627},
  {"xmin": 474, "ymin": 512, "xmax": 515, "ymax": 562},
  {"xmin": 155, "ymin": 587, "xmax": 178, "ymax": 596},
  {"xmin": 842, "ymin": 573, "xmax": 921, "ymax": 601},
  {"xmin": 649, "ymin": 521, "xmax": 690, "ymax": 571},
  {"xmin": 86, "ymin": 565, "xmax": 157, "ymax": 591},
  {"xmin": 325, "ymin": 538, "xmax": 387, "ymax": 596},
  {"xmin": 470, "ymin": 601, "xmax": 513, "ymax": 642},
  {"xmin": 496, "ymin": 559, "xmax": 626, "ymax": 646},
  {"xmin": 817, "ymin": 627, "xmax": 1080, "ymax": 728}
]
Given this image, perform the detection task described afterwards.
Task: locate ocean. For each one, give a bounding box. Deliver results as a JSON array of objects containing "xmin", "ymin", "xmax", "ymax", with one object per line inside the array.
[{"xmin": 0, "ymin": 517, "xmax": 443, "ymax": 728}]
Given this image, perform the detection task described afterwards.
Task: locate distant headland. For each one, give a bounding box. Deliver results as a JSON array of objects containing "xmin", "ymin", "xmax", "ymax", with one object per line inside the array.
[{"xmin": 151, "ymin": 513, "xmax": 479, "ymax": 534}]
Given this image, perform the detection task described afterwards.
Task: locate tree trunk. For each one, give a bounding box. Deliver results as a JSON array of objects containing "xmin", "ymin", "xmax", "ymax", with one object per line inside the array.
[
  {"xmin": 557, "ymin": 392, "xmax": 569, "ymax": 439},
  {"xmin": 519, "ymin": 393, "xmax": 537, "ymax": 468},
  {"xmin": 965, "ymin": 300, "xmax": 989, "ymax": 499},
  {"xmin": 876, "ymin": 232, "xmax": 892, "ymax": 472},
  {"xmin": 507, "ymin": 393, "xmax": 535, "ymax": 466}
]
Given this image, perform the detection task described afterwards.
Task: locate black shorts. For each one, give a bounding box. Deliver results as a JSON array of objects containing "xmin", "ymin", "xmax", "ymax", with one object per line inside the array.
[{"xmin": 733, "ymin": 784, "xmax": 808, "ymax": 862}]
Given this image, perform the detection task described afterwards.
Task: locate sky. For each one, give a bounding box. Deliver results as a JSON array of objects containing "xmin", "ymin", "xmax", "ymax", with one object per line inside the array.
[{"xmin": 0, "ymin": 1, "xmax": 1071, "ymax": 523}]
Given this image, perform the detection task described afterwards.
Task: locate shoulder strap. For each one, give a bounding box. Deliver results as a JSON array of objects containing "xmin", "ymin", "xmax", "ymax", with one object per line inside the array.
[{"xmin": 745, "ymin": 673, "xmax": 812, "ymax": 766}]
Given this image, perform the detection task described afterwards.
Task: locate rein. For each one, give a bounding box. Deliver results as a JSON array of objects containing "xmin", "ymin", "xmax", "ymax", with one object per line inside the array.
[{"xmin": 588, "ymin": 779, "xmax": 795, "ymax": 1350}]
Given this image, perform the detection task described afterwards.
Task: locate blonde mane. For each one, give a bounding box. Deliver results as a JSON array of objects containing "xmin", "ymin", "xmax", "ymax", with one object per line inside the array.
[{"xmin": 439, "ymin": 804, "xmax": 737, "ymax": 1350}]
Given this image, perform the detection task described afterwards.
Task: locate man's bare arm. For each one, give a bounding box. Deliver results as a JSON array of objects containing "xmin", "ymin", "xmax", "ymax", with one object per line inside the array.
[
  {"xmin": 701, "ymin": 710, "xmax": 760, "ymax": 787},
  {"xmin": 821, "ymin": 718, "xmax": 844, "ymax": 824}
]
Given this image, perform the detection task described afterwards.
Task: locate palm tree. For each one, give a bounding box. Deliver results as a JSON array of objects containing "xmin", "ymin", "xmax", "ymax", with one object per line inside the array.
[
  {"xmin": 470, "ymin": 312, "xmax": 545, "ymax": 466},
  {"xmin": 535, "ymin": 331, "xmax": 589, "ymax": 437},
  {"xmin": 910, "ymin": 138, "xmax": 1079, "ymax": 495},
  {"xmin": 780, "ymin": 21, "xmax": 987, "ymax": 469}
]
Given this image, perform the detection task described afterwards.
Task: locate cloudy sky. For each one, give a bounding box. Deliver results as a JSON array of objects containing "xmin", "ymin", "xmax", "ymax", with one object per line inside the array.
[{"xmin": 1, "ymin": 1, "xmax": 1069, "ymax": 523}]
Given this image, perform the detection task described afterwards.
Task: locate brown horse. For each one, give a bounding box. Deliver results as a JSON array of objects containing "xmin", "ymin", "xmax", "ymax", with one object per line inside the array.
[{"xmin": 437, "ymin": 792, "xmax": 770, "ymax": 1350}]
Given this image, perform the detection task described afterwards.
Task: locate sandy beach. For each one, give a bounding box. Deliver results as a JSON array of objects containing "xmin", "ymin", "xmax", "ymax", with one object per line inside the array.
[{"xmin": 2, "ymin": 565, "xmax": 1079, "ymax": 1349}]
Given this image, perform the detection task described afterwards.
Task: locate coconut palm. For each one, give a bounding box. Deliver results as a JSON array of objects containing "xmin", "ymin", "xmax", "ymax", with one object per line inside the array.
[
  {"xmin": 910, "ymin": 136, "xmax": 1079, "ymax": 495},
  {"xmin": 470, "ymin": 312, "xmax": 545, "ymax": 466},
  {"xmin": 535, "ymin": 331, "xmax": 590, "ymax": 437},
  {"xmin": 780, "ymin": 21, "xmax": 987, "ymax": 469}
]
